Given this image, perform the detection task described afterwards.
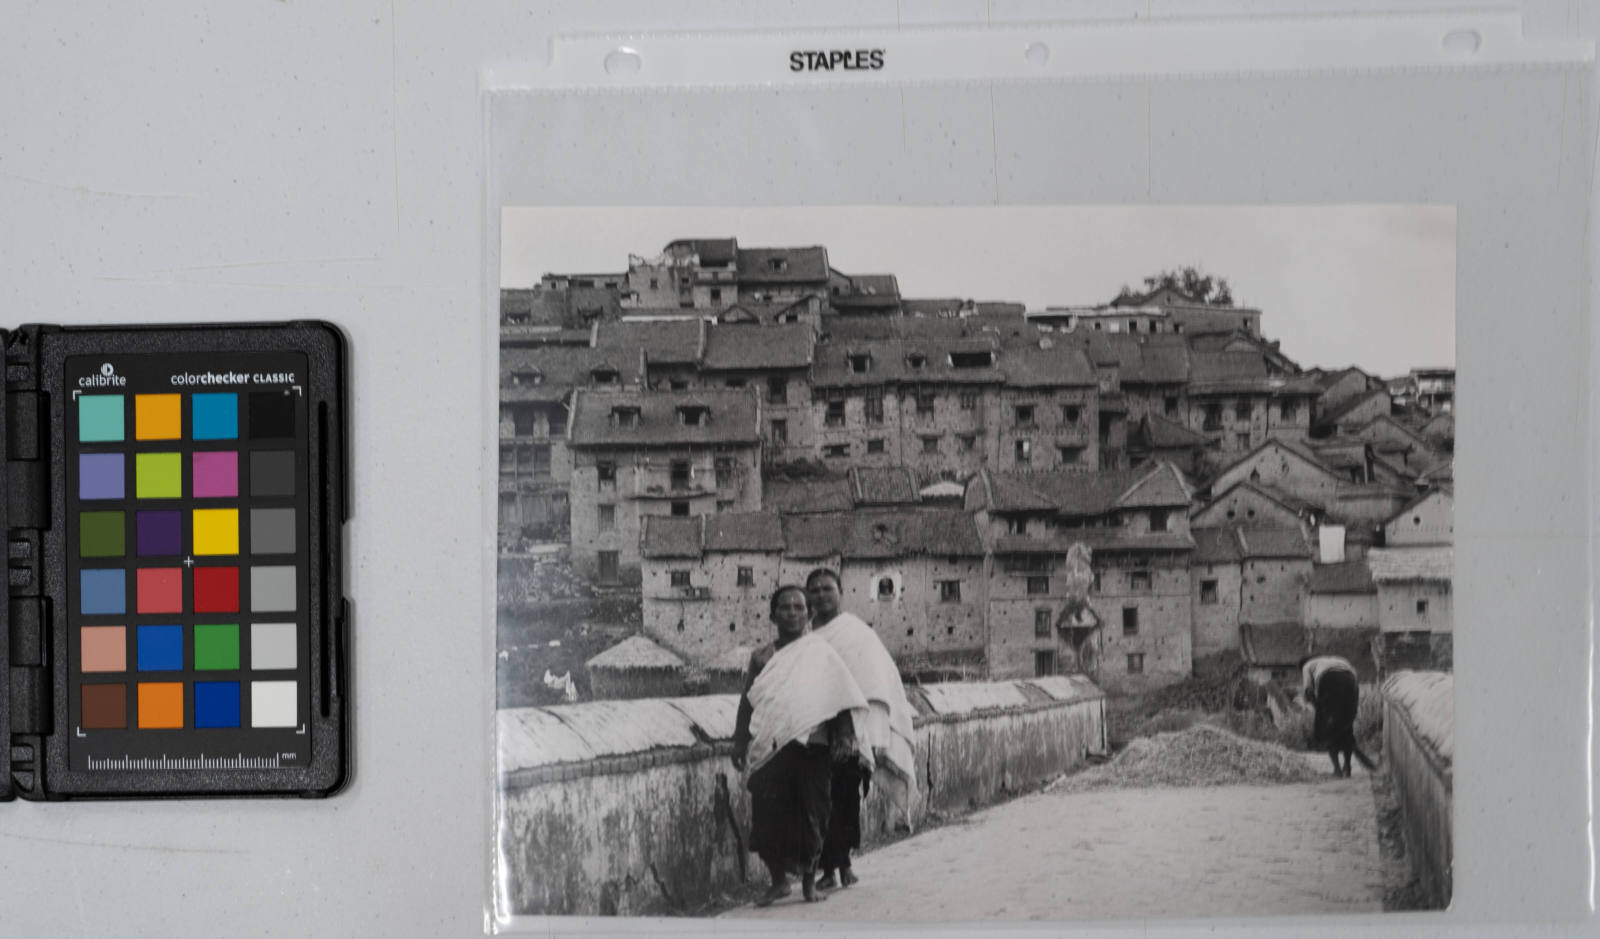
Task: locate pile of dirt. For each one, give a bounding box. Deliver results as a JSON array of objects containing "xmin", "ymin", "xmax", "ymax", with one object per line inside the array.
[{"xmin": 1054, "ymin": 723, "xmax": 1320, "ymax": 792}]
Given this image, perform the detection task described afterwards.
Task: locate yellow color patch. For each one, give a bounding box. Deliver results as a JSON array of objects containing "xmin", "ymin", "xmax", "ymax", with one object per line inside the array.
[
  {"xmin": 135, "ymin": 394, "xmax": 182, "ymax": 440},
  {"xmin": 192, "ymin": 508, "xmax": 239, "ymax": 556}
]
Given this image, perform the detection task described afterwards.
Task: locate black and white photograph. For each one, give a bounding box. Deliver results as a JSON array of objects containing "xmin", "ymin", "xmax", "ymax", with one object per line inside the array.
[{"xmin": 492, "ymin": 206, "xmax": 1455, "ymax": 923}]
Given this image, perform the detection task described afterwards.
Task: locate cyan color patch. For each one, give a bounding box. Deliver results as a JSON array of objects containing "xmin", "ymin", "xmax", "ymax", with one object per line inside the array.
[
  {"xmin": 78, "ymin": 395, "xmax": 125, "ymax": 443},
  {"xmin": 191, "ymin": 393, "xmax": 239, "ymax": 440}
]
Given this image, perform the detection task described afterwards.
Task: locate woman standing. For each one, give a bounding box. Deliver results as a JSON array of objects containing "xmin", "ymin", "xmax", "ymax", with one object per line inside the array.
[{"xmin": 732, "ymin": 585, "xmax": 869, "ymax": 906}]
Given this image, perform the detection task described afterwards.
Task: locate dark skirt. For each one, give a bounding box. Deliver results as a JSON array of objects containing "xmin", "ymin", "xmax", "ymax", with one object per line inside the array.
[
  {"xmin": 820, "ymin": 760, "xmax": 866, "ymax": 870},
  {"xmin": 1313, "ymin": 668, "xmax": 1360, "ymax": 749},
  {"xmin": 747, "ymin": 742, "xmax": 832, "ymax": 874}
]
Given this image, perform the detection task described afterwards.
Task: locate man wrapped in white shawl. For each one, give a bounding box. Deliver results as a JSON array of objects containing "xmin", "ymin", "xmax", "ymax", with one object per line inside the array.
[{"xmin": 805, "ymin": 568, "xmax": 919, "ymax": 888}]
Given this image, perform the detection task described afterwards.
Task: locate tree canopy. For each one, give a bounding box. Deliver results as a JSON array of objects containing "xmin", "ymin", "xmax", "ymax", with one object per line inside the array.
[{"xmin": 1117, "ymin": 267, "xmax": 1234, "ymax": 307}]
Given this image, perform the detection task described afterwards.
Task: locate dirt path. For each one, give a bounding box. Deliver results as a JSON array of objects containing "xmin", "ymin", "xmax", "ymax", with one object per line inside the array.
[{"xmin": 728, "ymin": 757, "xmax": 1383, "ymax": 922}]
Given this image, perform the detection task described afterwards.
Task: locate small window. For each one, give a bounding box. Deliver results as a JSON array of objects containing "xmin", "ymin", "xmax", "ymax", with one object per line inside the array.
[
  {"xmin": 1164, "ymin": 396, "xmax": 1179, "ymax": 417},
  {"xmin": 670, "ymin": 570, "xmax": 691, "ymax": 587},
  {"xmin": 670, "ymin": 501, "xmax": 690, "ymax": 517},
  {"xmin": 848, "ymin": 353, "xmax": 872, "ymax": 374},
  {"xmin": 907, "ymin": 353, "xmax": 926, "ymax": 369},
  {"xmin": 1203, "ymin": 404, "xmax": 1223, "ymax": 430},
  {"xmin": 770, "ymin": 419, "xmax": 788, "ymax": 443},
  {"xmin": 1235, "ymin": 400, "xmax": 1252, "ymax": 420},
  {"xmin": 612, "ymin": 406, "xmax": 640, "ymax": 427},
  {"xmin": 768, "ymin": 258, "xmax": 788, "ymax": 273},
  {"xmin": 597, "ymin": 462, "xmax": 617, "ymax": 488},
  {"xmin": 1092, "ymin": 572, "xmax": 1101, "ymax": 592},
  {"xmin": 670, "ymin": 460, "xmax": 691, "ymax": 488},
  {"xmin": 1234, "ymin": 432, "xmax": 1251, "ymax": 450},
  {"xmin": 877, "ymin": 577, "xmax": 895, "ymax": 599},
  {"xmin": 950, "ymin": 351, "xmax": 994, "ymax": 369},
  {"xmin": 1126, "ymin": 653, "xmax": 1145, "ymax": 674},
  {"xmin": 825, "ymin": 443, "xmax": 849, "ymax": 458},
  {"xmin": 1015, "ymin": 440, "xmax": 1032, "ymax": 463},
  {"xmin": 668, "ymin": 380, "xmax": 688, "ymax": 391},
  {"xmin": 1062, "ymin": 405, "xmax": 1080, "ymax": 423},
  {"xmin": 1122, "ymin": 606, "xmax": 1139, "ymax": 636},
  {"xmin": 1015, "ymin": 405, "xmax": 1035, "ymax": 426},
  {"xmin": 825, "ymin": 400, "xmax": 846, "ymax": 427},
  {"xmin": 1057, "ymin": 445, "xmax": 1082, "ymax": 465},
  {"xmin": 959, "ymin": 391, "xmax": 978, "ymax": 411},
  {"xmin": 938, "ymin": 580, "xmax": 962, "ymax": 603},
  {"xmin": 592, "ymin": 369, "xmax": 620, "ymax": 384},
  {"xmin": 1416, "ymin": 599, "xmax": 1429, "ymax": 617},
  {"xmin": 917, "ymin": 391, "xmax": 936, "ymax": 416},
  {"xmin": 724, "ymin": 378, "xmax": 746, "ymax": 389},
  {"xmin": 1200, "ymin": 579, "xmax": 1218, "ymax": 604},
  {"xmin": 1130, "ymin": 571, "xmax": 1152, "ymax": 592},
  {"xmin": 1034, "ymin": 650, "xmax": 1057, "ymax": 677},
  {"xmin": 598, "ymin": 504, "xmax": 615, "ymax": 531},
  {"xmin": 921, "ymin": 436, "xmax": 940, "ymax": 454},
  {"xmin": 677, "ymin": 406, "xmax": 708, "ymax": 426},
  {"xmin": 598, "ymin": 551, "xmax": 619, "ymax": 582},
  {"xmin": 1027, "ymin": 576, "xmax": 1050, "ymax": 595},
  {"xmin": 1149, "ymin": 509, "xmax": 1169, "ymax": 532},
  {"xmin": 709, "ymin": 287, "xmax": 722, "ymax": 302},
  {"xmin": 867, "ymin": 438, "xmax": 885, "ymax": 454},
  {"xmin": 767, "ymin": 377, "xmax": 787, "ymax": 404},
  {"xmin": 1281, "ymin": 401, "xmax": 1297, "ymax": 422},
  {"xmin": 714, "ymin": 456, "xmax": 734, "ymax": 480},
  {"xmin": 1034, "ymin": 609, "xmax": 1052, "ymax": 638},
  {"xmin": 737, "ymin": 566, "xmax": 754, "ymax": 587},
  {"xmin": 717, "ymin": 499, "xmax": 733, "ymax": 512},
  {"xmin": 959, "ymin": 435, "xmax": 977, "ymax": 451},
  {"xmin": 1008, "ymin": 517, "xmax": 1028, "ymax": 535},
  {"xmin": 864, "ymin": 387, "xmax": 885, "ymax": 424}
]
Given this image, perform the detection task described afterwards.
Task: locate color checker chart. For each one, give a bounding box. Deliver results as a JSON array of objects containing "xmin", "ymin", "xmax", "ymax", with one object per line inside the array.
[{"xmin": 67, "ymin": 353, "xmax": 315, "ymax": 773}]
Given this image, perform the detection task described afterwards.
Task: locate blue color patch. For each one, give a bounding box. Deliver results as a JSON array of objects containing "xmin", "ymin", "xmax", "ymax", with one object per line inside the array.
[
  {"xmin": 194, "ymin": 681, "xmax": 241, "ymax": 728},
  {"xmin": 137, "ymin": 625, "xmax": 184, "ymax": 671},
  {"xmin": 190, "ymin": 393, "xmax": 239, "ymax": 441},
  {"xmin": 80, "ymin": 569, "xmax": 126, "ymax": 615}
]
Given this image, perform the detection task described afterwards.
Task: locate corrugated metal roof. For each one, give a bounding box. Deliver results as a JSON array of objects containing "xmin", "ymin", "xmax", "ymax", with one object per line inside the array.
[
  {"xmin": 1367, "ymin": 546, "xmax": 1453, "ymax": 583},
  {"xmin": 585, "ymin": 635, "xmax": 688, "ymax": 671},
  {"xmin": 1382, "ymin": 670, "xmax": 1453, "ymax": 764},
  {"xmin": 568, "ymin": 388, "xmax": 761, "ymax": 447},
  {"xmin": 918, "ymin": 681, "xmax": 1032, "ymax": 716}
]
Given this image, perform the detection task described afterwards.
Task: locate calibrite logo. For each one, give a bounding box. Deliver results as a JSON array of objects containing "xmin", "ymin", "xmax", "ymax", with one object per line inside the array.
[{"xmin": 78, "ymin": 363, "xmax": 126, "ymax": 388}]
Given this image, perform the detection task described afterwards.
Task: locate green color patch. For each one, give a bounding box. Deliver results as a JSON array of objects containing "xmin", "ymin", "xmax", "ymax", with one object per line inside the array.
[
  {"xmin": 79, "ymin": 511, "xmax": 126, "ymax": 558},
  {"xmin": 135, "ymin": 452, "xmax": 182, "ymax": 499},
  {"xmin": 193, "ymin": 623, "xmax": 240, "ymax": 671}
]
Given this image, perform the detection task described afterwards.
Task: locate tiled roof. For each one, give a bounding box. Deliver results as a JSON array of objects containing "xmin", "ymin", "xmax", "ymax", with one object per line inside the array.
[
  {"xmin": 1190, "ymin": 527, "xmax": 1243, "ymax": 563},
  {"xmin": 594, "ymin": 320, "xmax": 703, "ymax": 365},
  {"xmin": 1317, "ymin": 388, "xmax": 1390, "ymax": 428},
  {"xmin": 640, "ymin": 515, "xmax": 702, "ymax": 559},
  {"xmin": 1366, "ymin": 546, "xmax": 1453, "ymax": 583},
  {"xmin": 1188, "ymin": 350, "xmax": 1268, "ymax": 384},
  {"xmin": 1308, "ymin": 560, "xmax": 1376, "ymax": 595},
  {"xmin": 764, "ymin": 478, "xmax": 855, "ymax": 514},
  {"xmin": 664, "ymin": 237, "xmax": 737, "ymax": 266},
  {"xmin": 700, "ymin": 322, "xmax": 814, "ymax": 370},
  {"xmin": 999, "ymin": 337, "xmax": 1099, "ymax": 387},
  {"xmin": 991, "ymin": 530, "xmax": 1195, "ymax": 554},
  {"xmin": 1133, "ymin": 413, "xmax": 1212, "ymax": 449},
  {"xmin": 1241, "ymin": 622, "xmax": 1308, "ymax": 666},
  {"xmin": 737, "ymin": 246, "xmax": 829, "ymax": 283},
  {"xmin": 811, "ymin": 335, "xmax": 1007, "ymax": 387},
  {"xmin": 568, "ymin": 388, "xmax": 761, "ymax": 447},
  {"xmin": 850, "ymin": 466, "xmax": 921, "ymax": 505},
  {"xmin": 500, "ymin": 345, "xmax": 644, "ymax": 396},
  {"xmin": 705, "ymin": 511, "xmax": 785, "ymax": 552},
  {"xmin": 1199, "ymin": 480, "xmax": 1317, "ymax": 521},
  {"xmin": 978, "ymin": 463, "xmax": 1192, "ymax": 514},
  {"xmin": 586, "ymin": 635, "xmax": 687, "ymax": 671},
  {"xmin": 780, "ymin": 509, "xmax": 986, "ymax": 560},
  {"xmin": 1235, "ymin": 527, "xmax": 1312, "ymax": 559}
]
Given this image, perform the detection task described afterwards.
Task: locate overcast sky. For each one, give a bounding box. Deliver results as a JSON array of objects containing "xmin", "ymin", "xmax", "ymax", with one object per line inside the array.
[{"xmin": 501, "ymin": 206, "xmax": 1454, "ymax": 378}]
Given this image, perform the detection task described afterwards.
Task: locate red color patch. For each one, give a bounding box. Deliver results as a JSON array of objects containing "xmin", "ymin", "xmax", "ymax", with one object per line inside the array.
[{"xmin": 193, "ymin": 566, "xmax": 239, "ymax": 613}]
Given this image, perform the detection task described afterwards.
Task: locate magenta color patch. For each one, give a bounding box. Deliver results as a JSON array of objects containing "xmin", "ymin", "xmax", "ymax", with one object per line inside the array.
[{"xmin": 192, "ymin": 451, "xmax": 239, "ymax": 499}]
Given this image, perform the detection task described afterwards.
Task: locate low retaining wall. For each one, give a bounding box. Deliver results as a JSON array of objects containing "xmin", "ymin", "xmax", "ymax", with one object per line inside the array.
[
  {"xmin": 496, "ymin": 676, "xmax": 1106, "ymax": 917},
  {"xmin": 1381, "ymin": 670, "xmax": 1453, "ymax": 909}
]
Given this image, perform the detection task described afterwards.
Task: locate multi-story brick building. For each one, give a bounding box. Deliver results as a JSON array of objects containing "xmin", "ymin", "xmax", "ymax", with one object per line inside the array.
[
  {"xmin": 965, "ymin": 463, "xmax": 1196, "ymax": 692},
  {"xmin": 566, "ymin": 388, "xmax": 763, "ymax": 583},
  {"xmin": 1184, "ymin": 350, "xmax": 1320, "ymax": 456}
]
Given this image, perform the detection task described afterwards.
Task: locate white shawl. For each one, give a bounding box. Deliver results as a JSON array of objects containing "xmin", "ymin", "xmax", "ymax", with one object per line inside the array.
[
  {"xmin": 745, "ymin": 632, "xmax": 870, "ymax": 777},
  {"xmin": 812, "ymin": 612, "xmax": 919, "ymax": 827}
]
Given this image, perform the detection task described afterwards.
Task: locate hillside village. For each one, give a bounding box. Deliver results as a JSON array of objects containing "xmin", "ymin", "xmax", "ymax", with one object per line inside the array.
[{"xmin": 498, "ymin": 238, "xmax": 1454, "ymax": 701}]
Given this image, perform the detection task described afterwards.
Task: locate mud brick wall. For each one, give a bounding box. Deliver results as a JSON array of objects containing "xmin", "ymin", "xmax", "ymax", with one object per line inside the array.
[
  {"xmin": 1381, "ymin": 670, "xmax": 1453, "ymax": 909},
  {"xmin": 496, "ymin": 676, "xmax": 1105, "ymax": 917}
]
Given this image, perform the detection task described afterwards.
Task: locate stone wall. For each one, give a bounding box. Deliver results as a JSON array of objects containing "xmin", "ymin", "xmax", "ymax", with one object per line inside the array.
[
  {"xmin": 496, "ymin": 675, "xmax": 1106, "ymax": 917},
  {"xmin": 1381, "ymin": 670, "xmax": 1453, "ymax": 909}
]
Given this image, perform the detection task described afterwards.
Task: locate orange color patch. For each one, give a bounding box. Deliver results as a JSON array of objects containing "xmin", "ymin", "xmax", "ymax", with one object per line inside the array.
[
  {"xmin": 137, "ymin": 681, "xmax": 184, "ymax": 728},
  {"xmin": 135, "ymin": 394, "xmax": 182, "ymax": 441}
]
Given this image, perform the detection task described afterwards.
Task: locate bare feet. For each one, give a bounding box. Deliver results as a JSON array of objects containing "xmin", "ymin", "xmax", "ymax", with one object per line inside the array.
[
  {"xmin": 840, "ymin": 867, "xmax": 859, "ymax": 888},
  {"xmin": 755, "ymin": 879, "xmax": 792, "ymax": 908},
  {"xmin": 801, "ymin": 871, "xmax": 828, "ymax": 902},
  {"xmin": 815, "ymin": 872, "xmax": 838, "ymax": 890}
]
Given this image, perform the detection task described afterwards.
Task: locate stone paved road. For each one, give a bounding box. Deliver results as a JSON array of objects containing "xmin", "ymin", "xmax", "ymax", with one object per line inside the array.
[{"xmin": 729, "ymin": 758, "xmax": 1383, "ymax": 922}]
